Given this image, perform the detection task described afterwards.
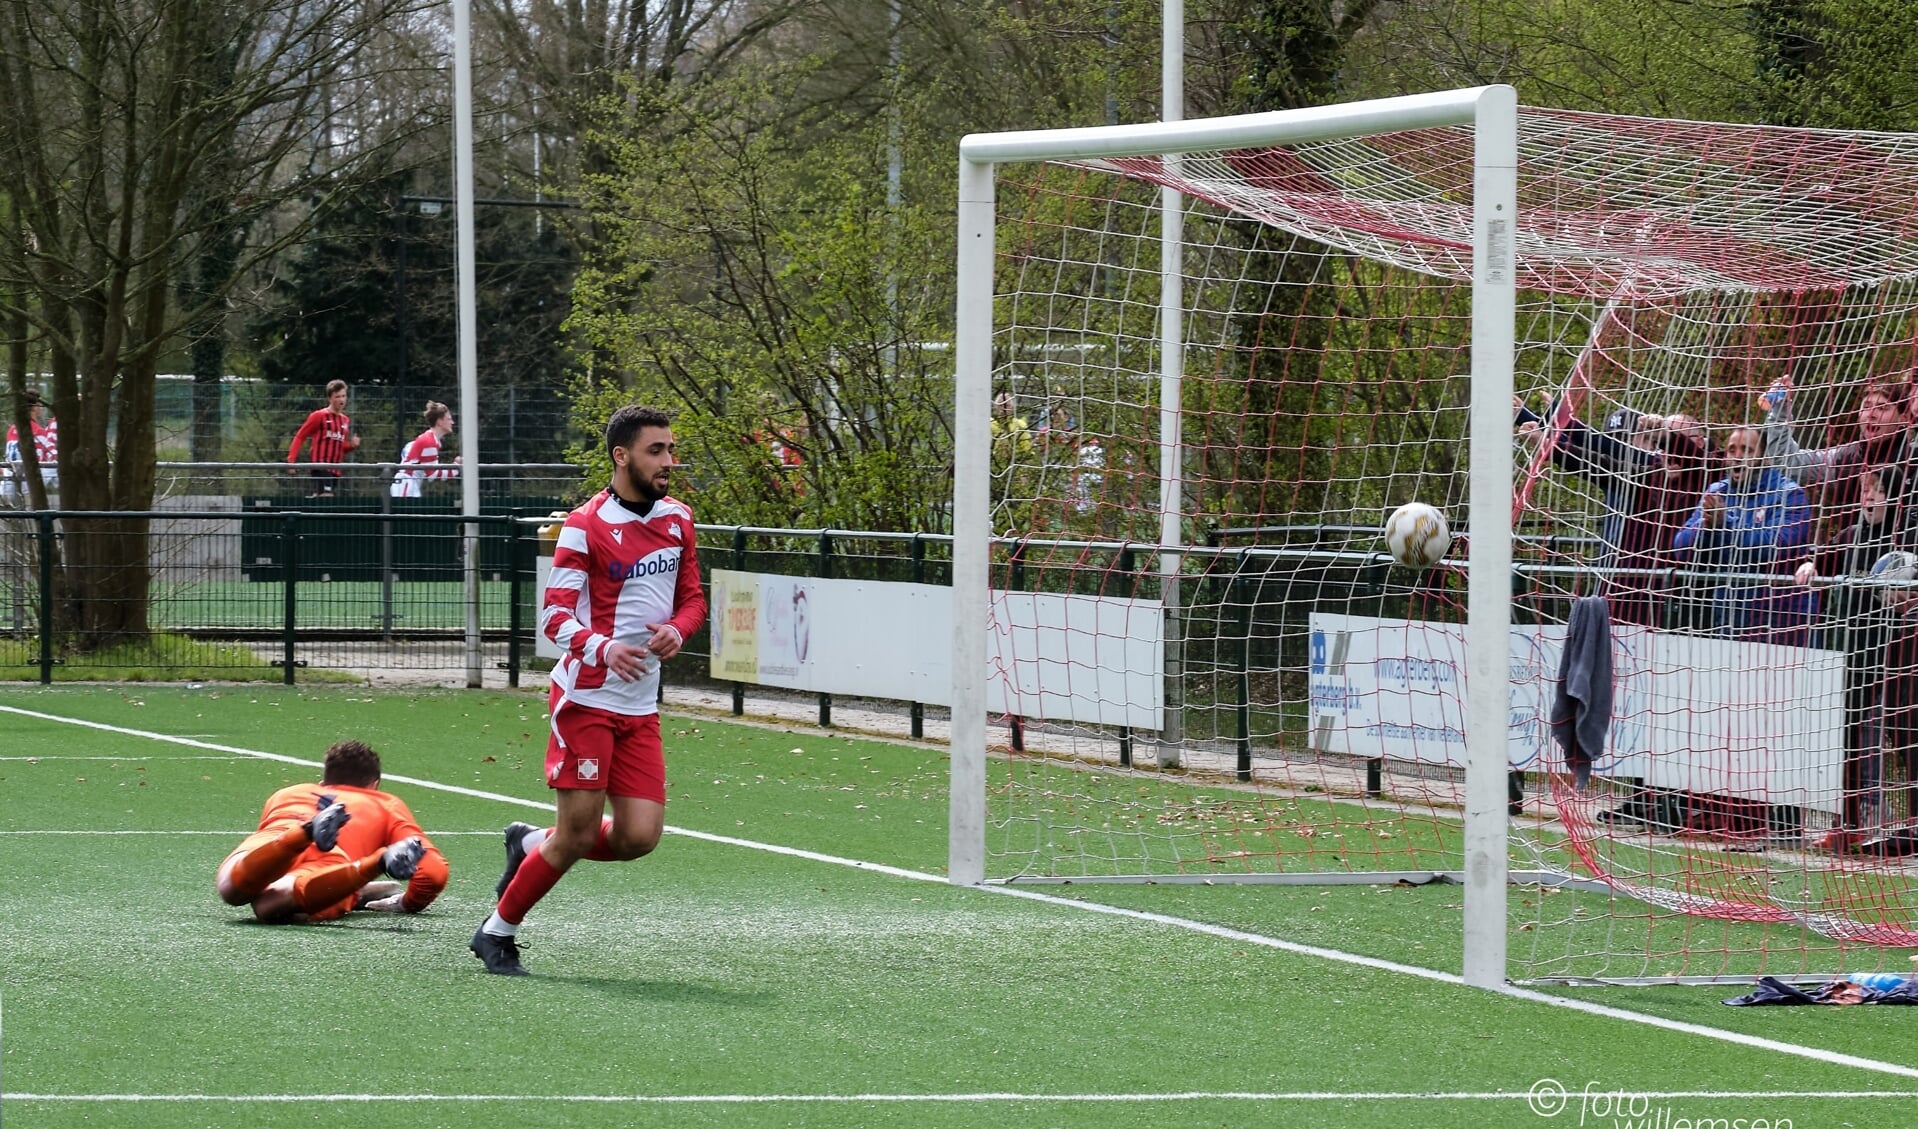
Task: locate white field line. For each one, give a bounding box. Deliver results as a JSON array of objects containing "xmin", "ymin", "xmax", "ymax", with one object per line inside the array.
[
  {"xmin": 5, "ymin": 702, "xmax": 1918, "ymax": 1084},
  {"xmin": 8, "ymin": 1090, "xmax": 1918, "ymax": 1104},
  {"xmin": 0, "ymin": 755, "xmax": 246, "ymax": 760}
]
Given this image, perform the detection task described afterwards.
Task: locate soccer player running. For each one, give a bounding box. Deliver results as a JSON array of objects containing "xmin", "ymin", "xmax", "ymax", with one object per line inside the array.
[
  {"xmin": 285, "ymin": 379, "xmax": 362, "ymax": 496},
  {"xmin": 216, "ymin": 740, "xmax": 446, "ymax": 923},
  {"xmin": 390, "ymin": 400, "xmax": 461, "ymax": 498},
  {"xmin": 471, "ymin": 405, "xmax": 708, "ymax": 975}
]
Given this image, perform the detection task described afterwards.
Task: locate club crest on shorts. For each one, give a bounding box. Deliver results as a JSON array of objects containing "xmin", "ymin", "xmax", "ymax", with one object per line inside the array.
[{"xmin": 576, "ymin": 757, "xmax": 600, "ymax": 782}]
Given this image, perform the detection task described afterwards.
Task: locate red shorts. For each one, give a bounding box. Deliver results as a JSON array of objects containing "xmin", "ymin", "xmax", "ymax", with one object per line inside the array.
[{"xmin": 546, "ymin": 690, "xmax": 666, "ymax": 802}]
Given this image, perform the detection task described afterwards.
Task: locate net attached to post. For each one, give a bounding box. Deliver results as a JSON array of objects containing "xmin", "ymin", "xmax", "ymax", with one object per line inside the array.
[{"xmin": 984, "ymin": 107, "xmax": 1918, "ymax": 983}]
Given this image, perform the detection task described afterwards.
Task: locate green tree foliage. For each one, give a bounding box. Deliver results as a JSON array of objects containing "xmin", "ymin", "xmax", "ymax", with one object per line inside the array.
[
  {"xmin": 0, "ymin": 0, "xmax": 420, "ymax": 648},
  {"xmin": 568, "ymin": 72, "xmax": 957, "ymax": 530},
  {"xmin": 1193, "ymin": 1, "xmax": 1385, "ymax": 528},
  {"xmin": 248, "ymin": 185, "xmax": 578, "ymax": 462},
  {"xmin": 1355, "ymin": 0, "xmax": 1918, "ymax": 130}
]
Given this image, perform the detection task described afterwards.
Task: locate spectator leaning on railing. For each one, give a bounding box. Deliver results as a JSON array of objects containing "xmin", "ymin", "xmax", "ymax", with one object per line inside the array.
[
  {"xmin": 1794, "ymin": 465, "xmax": 1913, "ymax": 850},
  {"xmin": 1514, "ymin": 398, "xmax": 1713, "ymax": 628}
]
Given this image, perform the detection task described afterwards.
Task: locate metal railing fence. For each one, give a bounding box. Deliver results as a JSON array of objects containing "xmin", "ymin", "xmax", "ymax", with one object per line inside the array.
[{"xmin": 1, "ymin": 511, "xmax": 1880, "ymax": 771}]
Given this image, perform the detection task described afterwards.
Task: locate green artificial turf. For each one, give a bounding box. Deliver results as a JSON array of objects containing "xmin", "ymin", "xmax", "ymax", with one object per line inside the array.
[{"xmin": 1, "ymin": 685, "xmax": 1914, "ymax": 1128}]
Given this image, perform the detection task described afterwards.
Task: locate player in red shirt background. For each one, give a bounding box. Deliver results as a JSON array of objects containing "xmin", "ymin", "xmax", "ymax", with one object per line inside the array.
[
  {"xmin": 471, "ymin": 404, "xmax": 707, "ymax": 975},
  {"xmin": 285, "ymin": 379, "xmax": 361, "ymax": 496},
  {"xmin": 215, "ymin": 740, "xmax": 447, "ymax": 923},
  {"xmin": 390, "ymin": 399, "xmax": 461, "ymax": 498}
]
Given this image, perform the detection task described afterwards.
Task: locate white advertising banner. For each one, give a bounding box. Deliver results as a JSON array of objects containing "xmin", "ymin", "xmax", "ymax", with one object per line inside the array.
[
  {"xmin": 709, "ymin": 569, "xmax": 1164, "ymax": 729},
  {"xmin": 710, "ymin": 569, "xmax": 953, "ymax": 706},
  {"xmin": 1307, "ymin": 613, "xmax": 1843, "ymax": 814}
]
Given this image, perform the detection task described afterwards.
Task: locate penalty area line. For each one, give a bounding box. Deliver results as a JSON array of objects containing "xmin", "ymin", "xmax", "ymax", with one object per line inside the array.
[
  {"xmin": 9, "ymin": 1090, "xmax": 1918, "ymax": 1104},
  {"xmin": 7, "ymin": 702, "xmax": 1918, "ymax": 1083}
]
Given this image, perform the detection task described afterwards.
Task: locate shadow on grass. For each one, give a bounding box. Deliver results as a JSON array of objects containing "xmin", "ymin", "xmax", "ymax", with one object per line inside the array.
[{"xmin": 221, "ymin": 915, "xmax": 435, "ymax": 935}]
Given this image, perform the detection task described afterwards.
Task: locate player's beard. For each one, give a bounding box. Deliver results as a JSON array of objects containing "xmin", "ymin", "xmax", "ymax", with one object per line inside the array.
[
  {"xmin": 634, "ymin": 468, "xmax": 668, "ymax": 502},
  {"xmin": 616, "ymin": 463, "xmax": 668, "ymax": 504}
]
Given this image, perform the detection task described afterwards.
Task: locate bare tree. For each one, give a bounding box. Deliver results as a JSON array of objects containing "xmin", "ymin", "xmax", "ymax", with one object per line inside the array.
[{"xmin": 0, "ymin": 0, "xmax": 430, "ymax": 648}]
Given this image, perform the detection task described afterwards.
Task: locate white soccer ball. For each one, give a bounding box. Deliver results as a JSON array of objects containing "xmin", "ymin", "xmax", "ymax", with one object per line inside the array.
[
  {"xmin": 1384, "ymin": 502, "xmax": 1452, "ymax": 570},
  {"xmin": 1872, "ymin": 550, "xmax": 1918, "ymax": 605}
]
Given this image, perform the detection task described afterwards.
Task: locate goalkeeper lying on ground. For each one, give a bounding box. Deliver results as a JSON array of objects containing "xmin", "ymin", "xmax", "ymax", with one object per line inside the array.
[{"xmin": 215, "ymin": 739, "xmax": 448, "ymax": 922}]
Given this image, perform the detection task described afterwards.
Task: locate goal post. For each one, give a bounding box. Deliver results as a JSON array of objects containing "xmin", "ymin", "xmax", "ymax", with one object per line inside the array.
[{"xmin": 949, "ymin": 86, "xmax": 1520, "ymax": 986}]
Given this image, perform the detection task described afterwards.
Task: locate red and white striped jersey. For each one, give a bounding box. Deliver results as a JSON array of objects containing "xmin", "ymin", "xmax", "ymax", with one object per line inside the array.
[
  {"xmin": 543, "ymin": 489, "xmax": 707, "ymax": 716},
  {"xmin": 390, "ymin": 429, "xmax": 457, "ymax": 498},
  {"xmin": 4, "ymin": 418, "xmax": 55, "ymax": 466}
]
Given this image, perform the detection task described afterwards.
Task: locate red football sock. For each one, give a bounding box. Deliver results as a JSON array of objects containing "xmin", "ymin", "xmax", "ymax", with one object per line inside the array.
[{"xmin": 497, "ymin": 848, "xmax": 564, "ymax": 925}]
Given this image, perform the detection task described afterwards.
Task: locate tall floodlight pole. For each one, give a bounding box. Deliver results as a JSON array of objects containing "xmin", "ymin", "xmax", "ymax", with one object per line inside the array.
[
  {"xmin": 1157, "ymin": 0, "xmax": 1186, "ymax": 767},
  {"xmin": 453, "ymin": 0, "xmax": 483, "ymax": 687}
]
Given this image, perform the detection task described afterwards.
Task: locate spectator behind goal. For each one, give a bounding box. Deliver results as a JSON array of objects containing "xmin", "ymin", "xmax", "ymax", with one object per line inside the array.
[
  {"xmin": 1514, "ymin": 399, "xmax": 1713, "ymax": 628},
  {"xmin": 1795, "ymin": 465, "xmax": 1912, "ymax": 850},
  {"xmin": 1673, "ymin": 426, "xmax": 1818, "ymax": 646}
]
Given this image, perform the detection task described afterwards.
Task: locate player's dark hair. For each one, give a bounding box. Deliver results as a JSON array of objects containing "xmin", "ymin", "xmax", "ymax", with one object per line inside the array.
[
  {"xmin": 20, "ymin": 389, "xmax": 42, "ymax": 408},
  {"xmin": 324, "ymin": 379, "xmax": 349, "ymax": 398},
  {"xmin": 320, "ymin": 739, "xmax": 382, "ymax": 786},
  {"xmin": 423, "ymin": 401, "xmax": 449, "ymax": 425},
  {"xmin": 606, "ymin": 405, "xmax": 672, "ymax": 455}
]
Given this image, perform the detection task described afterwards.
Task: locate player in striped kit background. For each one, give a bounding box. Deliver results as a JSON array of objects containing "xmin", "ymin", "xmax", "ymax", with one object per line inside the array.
[
  {"xmin": 285, "ymin": 379, "xmax": 361, "ymax": 496},
  {"xmin": 471, "ymin": 404, "xmax": 708, "ymax": 975},
  {"xmin": 389, "ymin": 400, "xmax": 461, "ymax": 498}
]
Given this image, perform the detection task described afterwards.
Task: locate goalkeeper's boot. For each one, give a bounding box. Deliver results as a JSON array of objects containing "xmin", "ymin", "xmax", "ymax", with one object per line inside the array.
[
  {"xmin": 305, "ymin": 795, "xmax": 351, "ymax": 853},
  {"xmin": 383, "ymin": 837, "xmax": 425, "ymax": 881},
  {"xmin": 470, "ymin": 926, "xmax": 529, "ymax": 976},
  {"xmin": 496, "ymin": 821, "xmax": 540, "ymax": 897}
]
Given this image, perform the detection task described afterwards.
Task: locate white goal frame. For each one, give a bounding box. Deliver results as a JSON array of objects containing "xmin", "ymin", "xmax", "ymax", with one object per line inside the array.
[{"xmin": 950, "ymin": 86, "xmax": 1520, "ymax": 988}]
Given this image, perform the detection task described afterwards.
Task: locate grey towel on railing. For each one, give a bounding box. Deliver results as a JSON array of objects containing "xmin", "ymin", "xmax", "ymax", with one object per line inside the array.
[{"xmin": 1550, "ymin": 595, "xmax": 1613, "ymax": 790}]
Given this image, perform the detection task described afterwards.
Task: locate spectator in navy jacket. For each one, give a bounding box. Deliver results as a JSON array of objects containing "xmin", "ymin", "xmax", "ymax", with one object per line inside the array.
[{"xmin": 1675, "ymin": 427, "xmax": 1818, "ymax": 645}]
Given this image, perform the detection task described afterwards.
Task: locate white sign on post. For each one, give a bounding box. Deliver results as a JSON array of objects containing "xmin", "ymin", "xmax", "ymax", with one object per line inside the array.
[{"xmin": 708, "ymin": 569, "xmax": 1164, "ymax": 729}]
